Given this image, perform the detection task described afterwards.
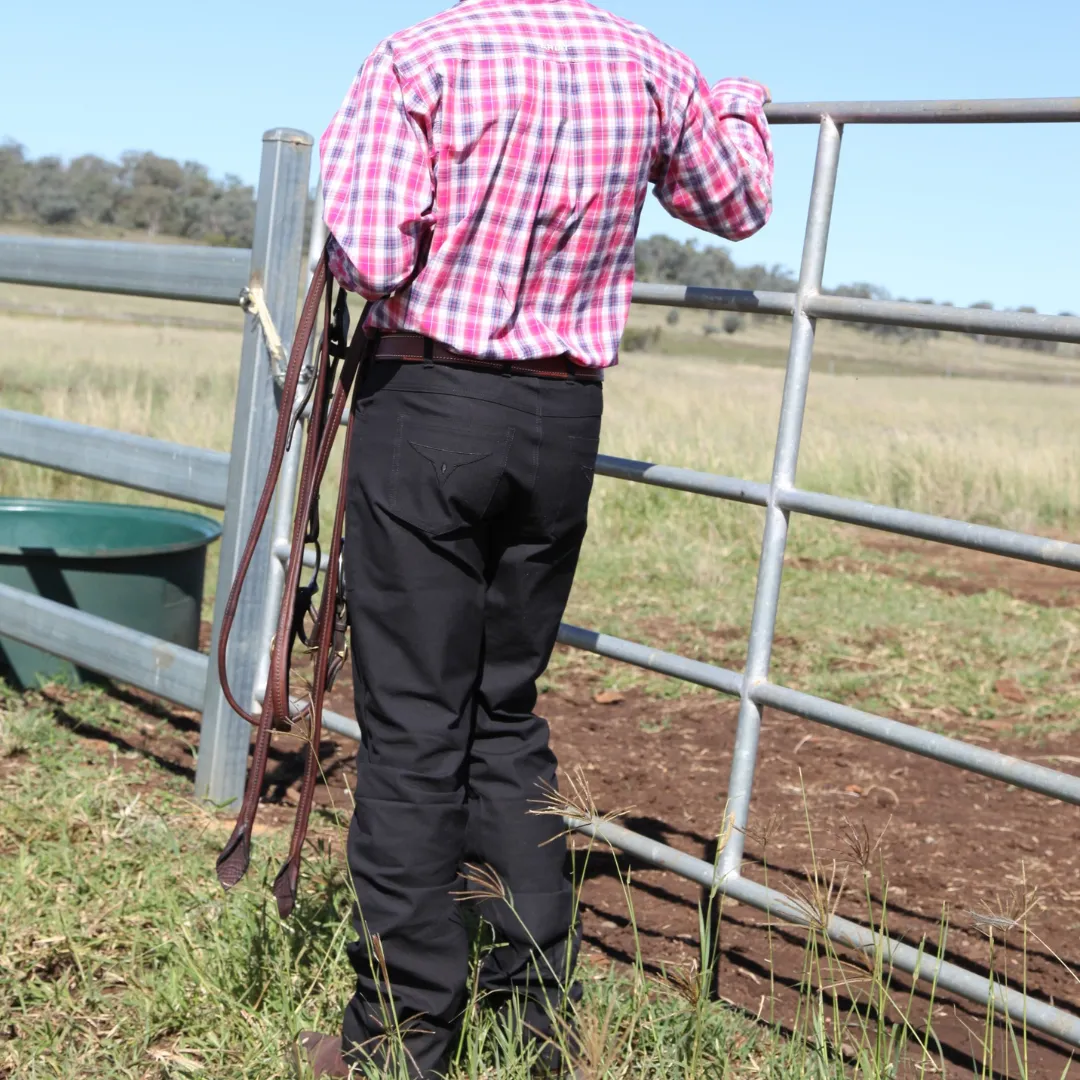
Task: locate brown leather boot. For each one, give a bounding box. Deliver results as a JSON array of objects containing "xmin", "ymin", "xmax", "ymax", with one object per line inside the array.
[{"xmin": 292, "ymin": 1031, "xmax": 350, "ymax": 1078}]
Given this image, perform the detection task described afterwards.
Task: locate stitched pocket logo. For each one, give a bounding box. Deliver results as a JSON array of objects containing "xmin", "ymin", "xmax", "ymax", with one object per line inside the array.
[{"xmin": 408, "ymin": 441, "xmax": 492, "ymax": 487}]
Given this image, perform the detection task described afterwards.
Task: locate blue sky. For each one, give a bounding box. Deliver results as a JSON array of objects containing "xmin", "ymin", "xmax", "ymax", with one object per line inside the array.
[{"xmin": 3, "ymin": 0, "xmax": 1077, "ymax": 313}]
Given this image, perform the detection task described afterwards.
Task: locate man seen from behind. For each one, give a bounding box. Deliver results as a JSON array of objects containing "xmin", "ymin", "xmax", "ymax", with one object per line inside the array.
[{"xmin": 297, "ymin": 0, "xmax": 773, "ymax": 1075}]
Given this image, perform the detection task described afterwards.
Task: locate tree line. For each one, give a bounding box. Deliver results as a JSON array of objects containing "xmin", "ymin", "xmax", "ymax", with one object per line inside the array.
[
  {"xmin": 0, "ymin": 141, "xmax": 256, "ymax": 247},
  {"xmin": 1, "ymin": 142, "xmax": 1063, "ymax": 353},
  {"xmin": 635, "ymin": 234, "xmax": 1064, "ymax": 354}
]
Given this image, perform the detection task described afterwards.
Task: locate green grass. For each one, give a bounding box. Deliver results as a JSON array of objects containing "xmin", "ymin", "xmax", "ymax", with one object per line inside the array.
[
  {"xmin": 555, "ymin": 506, "xmax": 1080, "ymax": 737},
  {"xmin": 0, "ymin": 688, "xmax": 797, "ymax": 1080},
  {"xmin": 3, "ymin": 686, "xmax": 1073, "ymax": 1079},
  {"xmin": 774, "ymin": 561, "xmax": 1080, "ymax": 736},
  {"xmin": 1, "ymin": 293, "xmax": 1077, "ymax": 722}
]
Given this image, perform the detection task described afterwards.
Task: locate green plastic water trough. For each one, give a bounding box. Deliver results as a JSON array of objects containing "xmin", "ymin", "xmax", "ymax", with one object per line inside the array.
[{"xmin": 0, "ymin": 499, "xmax": 222, "ymax": 689}]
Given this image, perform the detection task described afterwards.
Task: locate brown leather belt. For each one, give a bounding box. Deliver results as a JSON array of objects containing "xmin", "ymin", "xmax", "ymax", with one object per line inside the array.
[{"xmin": 374, "ymin": 332, "xmax": 602, "ymax": 381}]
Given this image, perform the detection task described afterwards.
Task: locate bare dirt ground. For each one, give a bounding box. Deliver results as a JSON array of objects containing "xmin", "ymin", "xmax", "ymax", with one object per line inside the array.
[{"xmin": 45, "ymin": 538, "xmax": 1080, "ymax": 1078}]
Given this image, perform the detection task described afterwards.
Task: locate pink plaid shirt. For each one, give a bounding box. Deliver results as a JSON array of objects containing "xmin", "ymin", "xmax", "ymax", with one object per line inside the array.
[{"xmin": 320, "ymin": 0, "xmax": 773, "ymax": 369}]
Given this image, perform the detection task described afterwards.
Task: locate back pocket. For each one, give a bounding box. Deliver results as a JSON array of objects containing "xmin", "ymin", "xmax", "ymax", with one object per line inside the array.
[
  {"xmin": 388, "ymin": 416, "xmax": 514, "ymax": 535},
  {"xmin": 552, "ymin": 434, "xmax": 601, "ymax": 532}
]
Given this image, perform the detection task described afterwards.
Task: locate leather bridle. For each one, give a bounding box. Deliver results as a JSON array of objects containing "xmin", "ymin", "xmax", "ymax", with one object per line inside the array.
[{"xmin": 213, "ymin": 243, "xmax": 372, "ymax": 917}]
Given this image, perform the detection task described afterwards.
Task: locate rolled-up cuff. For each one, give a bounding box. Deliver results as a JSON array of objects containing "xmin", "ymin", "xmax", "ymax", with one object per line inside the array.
[
  {"xmin": 713, "ymin": 76, "xmax": 770, "ymax": 109},
  {"xmin": 711, "ymin": 76, "xmax": 775, "ymax": 180},
  {"xmin": 326, "ymin": 233, "xmax": 365, "ymax": 293}
]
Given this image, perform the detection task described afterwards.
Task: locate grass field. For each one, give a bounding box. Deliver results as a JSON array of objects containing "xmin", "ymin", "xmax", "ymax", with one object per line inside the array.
[
  {"xmin": 2, "ymin": 284, "xmax": 1079, "ymax": 1077},
  {"xmin": 3, "ymin": 684, "xmax": 1071, "ymax": 1079},
  {"xmin": 0, "ymin": 687, "xmax": 827, "ymax": 1080},
  {"xmin": 5, "ymin": 280, "xmax": 1076, "ymax": 730}
]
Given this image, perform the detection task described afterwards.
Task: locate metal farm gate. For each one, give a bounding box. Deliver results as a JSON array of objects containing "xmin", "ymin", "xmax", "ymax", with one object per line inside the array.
[{"xmin": 2, "ymin": 100, "xmax": 1079, "ymax": 1046}]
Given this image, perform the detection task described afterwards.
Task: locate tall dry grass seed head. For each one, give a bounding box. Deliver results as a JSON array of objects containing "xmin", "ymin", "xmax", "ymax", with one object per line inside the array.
[
  {"xmin": 655, "ymin": 959, "xmax": 704, "ymax": 1010},
  {"xmin": 452, "ymin": 862, "xmax": 511, "ymax": 906},
  {"xmin": 838, "ymin": 816, "xmax": 893, "ymax": 879},
  {"xmin": 741, "ymin": 810, "xmax": 785, "ymax": 854},
  {"xmin": 966, "ymin": 886, "xmax": 1040, "ymax": 940},
  {"xmin": 528, "ymin": 765, "xmax": 633, "ymax": 836}
]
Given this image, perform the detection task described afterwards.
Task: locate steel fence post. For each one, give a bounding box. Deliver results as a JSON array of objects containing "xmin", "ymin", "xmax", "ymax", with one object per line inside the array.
[
  {"xmin": 718, "ymin": 117, "xmax": 843, "ymax": 879},
  {"xmin": 251, "ymin": 191, "xmax": 327, "ymax": 705},
  {"xmin": 195, "ymin": 128, "xmax": 313, "ymax": 806}
]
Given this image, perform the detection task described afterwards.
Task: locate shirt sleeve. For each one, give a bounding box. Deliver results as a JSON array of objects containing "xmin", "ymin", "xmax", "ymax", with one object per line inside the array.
[
  {"xmin": 319, "ymin": 42, "xmax": 436, "ymax": 298},
  {"xmin": 651, "ymin": 75, "xmax": 773, "ymax": 242},
  {"xmin": 326, "ymin": 235, "xmax": 365, "ymax": 294}
]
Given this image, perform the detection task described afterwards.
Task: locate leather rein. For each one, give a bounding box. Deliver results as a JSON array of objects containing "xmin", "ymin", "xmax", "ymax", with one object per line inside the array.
[{"xmin": 213, "ymin": 242, "xmax": 372, "ymax": 917}]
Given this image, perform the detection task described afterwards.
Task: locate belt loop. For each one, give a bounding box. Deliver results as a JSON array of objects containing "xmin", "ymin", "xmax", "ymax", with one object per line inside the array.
[{"xmin": 422, "ymin": 337, "xmax": 435, "ymax": 369}]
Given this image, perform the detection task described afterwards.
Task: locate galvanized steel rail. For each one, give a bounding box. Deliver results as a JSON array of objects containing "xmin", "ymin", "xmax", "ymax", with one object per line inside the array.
[
  {"xmin": 574, "ymin": 817, "xmax": 1080, "ymax": 1048},
  {"xmin": 1, "ymin": 98, "xmax": 1079, "ymax": 1049},
  {"xmin": 0, "ymin": 233, "xmax": 249, "ymax": 304},
  {"xmin": 0, "ymin": 583, "xmax": 360, "ymax": 740},
  {"xmin": 0, "ymin": 409, "xmax": 230, "ymax": 508}
]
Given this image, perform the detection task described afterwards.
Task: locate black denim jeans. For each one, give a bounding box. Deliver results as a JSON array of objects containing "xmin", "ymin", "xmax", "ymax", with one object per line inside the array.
[{"xmin": 340, "ymin": 358, "xmax": 603, "ymax": 1077}]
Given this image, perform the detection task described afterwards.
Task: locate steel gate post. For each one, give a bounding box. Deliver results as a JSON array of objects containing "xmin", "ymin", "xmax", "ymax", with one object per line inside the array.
[
  {"xmin": 718, "ymin": 117, "xmax": 844, "ymax": 879},
  {"xmin": 250, "ymin": 191, "xmax": 328, "ymax": 705},
  {"xmin": 195, "ymin": 128, "xmax": 313, "ymax": 806}
]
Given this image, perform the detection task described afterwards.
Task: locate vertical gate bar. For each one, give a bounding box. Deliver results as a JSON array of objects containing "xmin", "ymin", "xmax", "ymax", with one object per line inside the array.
[
  {"xmin": 250, "ymin": 190, "xmax": 327, "ymax": 702},
  {"xmin": 195, "ymin": 128, "xmax": 313, "ymax": 806},
  {"xmin": 718, "ymin": 117, "xmax": 843, "ymax": 879}
]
